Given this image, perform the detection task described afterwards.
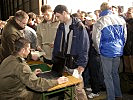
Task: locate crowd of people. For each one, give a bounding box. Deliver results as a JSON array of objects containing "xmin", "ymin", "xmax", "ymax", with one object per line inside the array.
[{"xmin": 0, "ymin": 1, "xmax": 133, "ymax": 100}]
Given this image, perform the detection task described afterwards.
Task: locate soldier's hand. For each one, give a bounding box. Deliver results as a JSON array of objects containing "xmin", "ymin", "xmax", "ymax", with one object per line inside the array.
[
  {"xmin": 34, "ymin": 68, "xmax": 42, "ymax": 75},
  {"xmin": 57, "ymin": 76, "xmax": 68, "ymax": 84},
  {"xmin": 31, "ymin": 53, "xmax": 39, "ymax": 61}
]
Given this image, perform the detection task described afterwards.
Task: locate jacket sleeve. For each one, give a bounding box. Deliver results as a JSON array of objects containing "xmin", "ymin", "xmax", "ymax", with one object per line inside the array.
[
  {"xmin": 17, "ymin": 63, "xmax": 58, "ymax": 92},
  {"xmin": 123, "ymin": 19, "xmax": 127, "ymax": 44},
  {"xmin": 92, "ymin": 20, "xmax": 102, "ymax": 53},
  {"xmin": 7, "ymin": 33, "xmax": 20, "ymax": 54},
  {"xmin": 36, "ymin": 24, "xmax": 42, "ymax": 48},
  {"xmin": 76, "ymin": 27, "xmax": 90, "ymax": 68}
]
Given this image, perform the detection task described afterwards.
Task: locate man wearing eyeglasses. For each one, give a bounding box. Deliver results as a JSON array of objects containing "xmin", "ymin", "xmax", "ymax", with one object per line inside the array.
[{"xmin": 0, "ymin": 10, "xmax": 29, "ymax": 63}]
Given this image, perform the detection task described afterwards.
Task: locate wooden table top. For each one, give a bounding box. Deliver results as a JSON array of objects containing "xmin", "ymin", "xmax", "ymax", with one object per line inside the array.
[
  {"xmin": 27, "ymin": 60, "xmax": 44, "ymax": 65},
  {"xmin": 27, "ymin": 60, "xmax": 52, "ymax": 67},
  {"xmin": 48, "ymin": 75, "xmax": 82, "ymax": 91}
]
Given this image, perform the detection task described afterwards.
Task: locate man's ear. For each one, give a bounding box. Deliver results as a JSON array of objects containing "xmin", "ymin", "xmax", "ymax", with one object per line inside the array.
[
  {"xmin": 21, "ymin": 48, "xmax": 25, "ymax": 54},
  {"xmin": 62, "ymin": 11, "xmax": 66, "ymax": 15}
]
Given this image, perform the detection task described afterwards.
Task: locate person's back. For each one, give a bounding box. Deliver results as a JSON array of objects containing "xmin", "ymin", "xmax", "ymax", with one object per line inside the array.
[
  {"xmin": 92, "ymin": 2, "xmax": 127, "ymax": 100},
  {"xmin": 0, "ymin": 55, "xmax": 29, "ymax": 99},
  {"xmin": 93, "ymin": 10, "xmax": 127, "ymax": 57},
  {"xmin": 0, "ymin": 55, "xmax": 58, "ymax": 100},
  {"xmin": 99, "ymin": 14, "xmax": 126, "ymax": 57},
  {"xmin": 24, "ymin": 25, "xmax": 37, "ymax": 49}
]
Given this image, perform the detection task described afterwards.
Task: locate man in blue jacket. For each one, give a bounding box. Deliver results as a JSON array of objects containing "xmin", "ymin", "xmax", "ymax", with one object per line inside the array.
[
  {"xmin": 92, "ymin": 2, "xmax": 127, "ymax": 100},
  {"xmin": 53, "ymin": 5, "xmax": 89, "ymax": 100}
]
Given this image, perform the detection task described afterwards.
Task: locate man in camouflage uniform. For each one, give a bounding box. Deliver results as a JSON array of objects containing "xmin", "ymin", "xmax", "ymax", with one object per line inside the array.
[
  {"xmin": 0, "ymin": 10, "xmax": 29, "ymax": 63},
  {"xmin": 0, "ymin": 37, "xmax": 68, "ymax": 100}
]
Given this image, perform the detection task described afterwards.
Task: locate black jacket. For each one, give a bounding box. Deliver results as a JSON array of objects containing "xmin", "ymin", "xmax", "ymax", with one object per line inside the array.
[{"xmin": 124, "ymin": 18, "xmax": 133, "ymax": 55}]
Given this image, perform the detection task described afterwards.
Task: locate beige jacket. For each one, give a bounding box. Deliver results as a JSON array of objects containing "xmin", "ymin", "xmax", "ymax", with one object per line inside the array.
[{"xmin": 37, "ymin": 21, "xmax": 59, "ymax": 59}]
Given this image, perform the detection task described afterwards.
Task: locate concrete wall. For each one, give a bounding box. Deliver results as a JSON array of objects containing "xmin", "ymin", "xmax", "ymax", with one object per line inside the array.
[{"xmin": 0, "ymin": 0, "xmax": 43, "ymax": 20}]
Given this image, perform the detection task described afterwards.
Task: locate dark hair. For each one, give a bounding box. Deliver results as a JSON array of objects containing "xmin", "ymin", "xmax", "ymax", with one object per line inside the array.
[
  {"xmin": 28, "ymin": 12, "xmax": 36, "ymax": 20},
  {"xmin": 41, "ymin": 5, "xmax": 51, "ymax": 13},
  {"xmin": 71, "ymin": 13, "xmax": 80, "ymax": 18},
  {"xmin": 54, "ymin": 5, "xmax": 68, "ymax": 14},
  {"xmin": 13, "ymin": 37, "xmax": 30, "ymax": 54},
  {"xmin": 15, "ymin": 10, "xmax": 28, "ymax": 20}
]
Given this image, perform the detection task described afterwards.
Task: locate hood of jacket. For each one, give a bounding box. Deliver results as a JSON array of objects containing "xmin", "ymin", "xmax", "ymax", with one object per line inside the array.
[{"xmin": 99, "ymin": 10, "xmax": 112, "ymax": 17}]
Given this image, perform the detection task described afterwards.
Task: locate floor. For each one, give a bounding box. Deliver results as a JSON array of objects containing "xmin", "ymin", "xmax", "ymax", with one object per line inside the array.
[
  {"xmin": 86, "ymin": 90, "xmax": 133, "ymax": 100},
  {"xmin": 85, "ymin": 72, "xmax": 133, "ymax": 100}
]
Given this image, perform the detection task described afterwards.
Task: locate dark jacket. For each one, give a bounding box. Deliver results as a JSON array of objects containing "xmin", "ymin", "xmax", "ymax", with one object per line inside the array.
[
  {"xmin": 124, "ymin": 18, "xmax": 133, "ymax": 55},
  {"xmin": 52, "ymin": 17, "xmax": 89, "ymax": 68}
]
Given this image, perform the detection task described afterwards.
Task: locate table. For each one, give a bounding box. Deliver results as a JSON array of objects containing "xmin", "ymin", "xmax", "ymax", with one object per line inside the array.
[
  {"xmin": 27, "ymin": 61, "xmax": 82, "ymax": 100},
  {"xmin": 42, "ymin": 76, "xmax": 82, "ymax": 100}
]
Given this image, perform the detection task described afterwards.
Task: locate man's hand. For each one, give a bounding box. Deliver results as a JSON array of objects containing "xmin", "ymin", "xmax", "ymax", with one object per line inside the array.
[
  {"xmin": 48, "ymin": 42, "xmax": 54, "ymax": 48},
  {"xmin": 34, "ymin": 68, "xmax": 42, "ymax": 75},
  {"xmin": 31, "ymin": 51, "xmax": 46, "ymax": 61},
  {"xmin": 77, "ymin": 66, "xmax": 84, "ymax": 74},
  {"xmin": 48, "ymin": 43, "xmax": 54, "ymax": 48},
  {"xmin": 37, "ymin": 46, "xmax": 43, "ymax": 52},
  {"xmin": 57, "ymin": 76, "xmax": 68, "ymax": 84},
  {"xmin": 31, "ymin": 53, "xmax": 39, "ymax": 61}
]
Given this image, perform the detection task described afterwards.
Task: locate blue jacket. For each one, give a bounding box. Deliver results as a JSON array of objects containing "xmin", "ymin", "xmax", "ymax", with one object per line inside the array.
[
  {"xmin": 52, "ymin": 17, "xmax": 89, "ymax": 68},
  {"xmin": 92, "ymin": 10, "xmax": 127, "ymax": 57}
]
